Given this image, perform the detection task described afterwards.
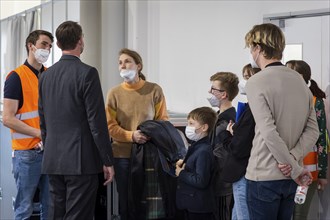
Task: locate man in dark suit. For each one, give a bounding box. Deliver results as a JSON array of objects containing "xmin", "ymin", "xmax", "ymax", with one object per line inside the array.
[{"xmin": 38, "ymin": 21, "xmax": 114, "ymax": 219}]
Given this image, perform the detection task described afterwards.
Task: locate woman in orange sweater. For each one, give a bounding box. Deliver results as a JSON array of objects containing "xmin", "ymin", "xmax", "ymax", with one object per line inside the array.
[{"xmin": 105, "ymin": 48, "xmax": 168, "ymax": 220}]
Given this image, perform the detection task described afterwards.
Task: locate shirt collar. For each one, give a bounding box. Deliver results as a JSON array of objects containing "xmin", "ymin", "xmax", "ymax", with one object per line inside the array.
[
  {"xmin": 24, "ymin": 60, "xmax": 45, "ymax": 77},
  {"xmin": 265, "ymin": 62, "xmax": 284, "ymax": 68}
]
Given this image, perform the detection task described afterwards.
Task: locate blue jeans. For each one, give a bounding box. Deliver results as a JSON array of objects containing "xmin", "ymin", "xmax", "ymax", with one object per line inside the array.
[
  {"xmin": 12, "ymin": 150, "xmax": 49, "ymax": 220},
  {"xmin": 114, "ymin": 158, "xmax": 130, "ymax": 220},
  {"xmin": 232, "ymin": 176, "xmax": 249, "ymax": 220},
  {"xmin": 247, "ymin": 179, "xmax": 297, "ymax": 220}
]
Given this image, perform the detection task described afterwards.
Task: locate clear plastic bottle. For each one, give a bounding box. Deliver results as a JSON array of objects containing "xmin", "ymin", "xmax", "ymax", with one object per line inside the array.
[
  {"xmin": 294, "ymin": 185, "xmax": 308, "ymax": 204},
  {"xmin": 294, "ymin": 175, "xmax": 310, "ymax": 204}
]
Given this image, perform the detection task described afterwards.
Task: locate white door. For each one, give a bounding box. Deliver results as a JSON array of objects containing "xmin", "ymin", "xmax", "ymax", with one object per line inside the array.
[
  {"xmin": 282, "ymin": 15, "xmax": 330, "ymax": 220},
  {"xmin": 283, "ymin": 15, "xmax": 329, "ymax": 92}
]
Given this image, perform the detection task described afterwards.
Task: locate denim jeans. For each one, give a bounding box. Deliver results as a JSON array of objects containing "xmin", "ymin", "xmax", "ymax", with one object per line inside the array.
[
  {"xmin": 247, "ymin": 179, "xmax": 297, "ymax": 220},
  {"xmin": 114, "ymin": 158, "xmax": 130, "ymax": 220},
  {"xmin": 232, "ymin": 176, "xmax": 249, "ymax": 220},
  {"xmin": 12, "ymin": 150, "xmax": 49, "ymax": 220}
]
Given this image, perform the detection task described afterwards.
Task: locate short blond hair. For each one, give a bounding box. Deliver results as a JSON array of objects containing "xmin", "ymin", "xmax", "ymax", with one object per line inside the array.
[{"xmin": 245, "ymin": 23, "xmax": 285, "ymax": 60}]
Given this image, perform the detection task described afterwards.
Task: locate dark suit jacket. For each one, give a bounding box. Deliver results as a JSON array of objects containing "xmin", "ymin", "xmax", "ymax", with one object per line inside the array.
[
  {"xmin": 39, "ymin": 55, "xmax": 113, "ymax": 175},
  {"xmin": 218, "ymin": 104, "xmax": 255, "ymax": 183},
  {"xmin": 176, "ymin": 137, "xmax": 215, "ymax": 213}
]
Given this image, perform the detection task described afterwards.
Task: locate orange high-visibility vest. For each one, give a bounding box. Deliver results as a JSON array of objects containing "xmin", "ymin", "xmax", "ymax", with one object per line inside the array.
[
  {"xmin": 7, "ymin": 65, "xmax": 41, "ymax": 150},
  {"xmin": 303, "ymin": 96, "xmax": 318, "ymax": 181}
]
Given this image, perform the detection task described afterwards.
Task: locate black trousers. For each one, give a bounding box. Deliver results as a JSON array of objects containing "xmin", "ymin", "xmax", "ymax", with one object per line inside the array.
[
  {"xmin": 184, "ymin": 210, "xmax": 214, "ymax": 220},
  {"xmin": 215, "ymin": 194, "xmax": 234, "ymax": 220},
  {"xmin": 48, "ymin": 174, "xmax": 98, "ymax": 220}
]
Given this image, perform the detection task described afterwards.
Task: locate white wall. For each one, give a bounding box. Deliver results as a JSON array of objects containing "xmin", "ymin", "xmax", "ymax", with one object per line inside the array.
[
  {"xmin": 0, "ymin": 0, "xmax": 41, "ymax": 20},
  {"xmin": 100, "ymin": 1, "xmax": 126, "ymax": 99},
  {"xmin": 123, "ymin": 1, "xmax": 329, "ymax": 113}
]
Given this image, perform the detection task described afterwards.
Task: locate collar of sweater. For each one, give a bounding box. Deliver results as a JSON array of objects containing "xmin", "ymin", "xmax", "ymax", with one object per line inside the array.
[{"xmin": 121, "ymin": 79, "xmax": 145, "ymax": 90}]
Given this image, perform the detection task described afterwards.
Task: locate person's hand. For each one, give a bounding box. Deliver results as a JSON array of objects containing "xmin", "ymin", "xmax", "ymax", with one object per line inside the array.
[
  {"xmin": 317, "ymin": 178, "xmax": 327, "ymax": 191},
  {"xmin": 175, "ymin": 163, "xmax": 185, "ymax": 177},
  {"xmin": 103, "ymin": 166, "xmax": 115, "ymax": 186},
  {"xmin": 278, "ymin": 164, "xmax": 292, "ymax": 177},
  {"xmin": 294, "ymin": 169, "xmax": 312, "ymax": 186},
  {"xmin": 176, "ymin": 159, "xmax": 184, "ymax": 167},
  {"xmin": 132, "ymin": 130, "xmax": 150, "ymax": 144},
  {"xmin": 226, "ymin": 120, "xmax": 234, "ymax": 135}
]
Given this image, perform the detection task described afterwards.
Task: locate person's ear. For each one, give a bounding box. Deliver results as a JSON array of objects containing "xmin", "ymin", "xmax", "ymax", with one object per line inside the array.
[
  {"xmin": 28, "ymin": 43, "xmax": 34, "ymax": 51},
  {"xmin": 78, "ymin": 38, "xmax": 83, "ymax": 46},
  {"xmin": 221, "ymin": 91, "xmax": 228, "ymax": 99},
  {"xmin": 202, "ymin": 124, "xmax": 209, "ymax": 133},
  {"xmin": 56, "ymin": 41, "xmax": 62, "ymax": 49},
  {"xmin": 137, "ymin": 63, "xmax": 142, "ymax": 71}
]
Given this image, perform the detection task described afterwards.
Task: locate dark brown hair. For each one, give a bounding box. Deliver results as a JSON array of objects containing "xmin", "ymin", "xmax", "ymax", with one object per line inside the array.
[
  {"xmin": 187, "ymin": 107, "xmax": 217, "ymax": 133},
  {"xmin": 25, "ymin": 30, "xmax": 54, "ymax": 55},
  {"xmin": 56, "ymin": 21, "xmax": 82, "ymax": 50},
  {"xmin": 286, "ymin": 60, "xmax": 325, "ymax": 99}
]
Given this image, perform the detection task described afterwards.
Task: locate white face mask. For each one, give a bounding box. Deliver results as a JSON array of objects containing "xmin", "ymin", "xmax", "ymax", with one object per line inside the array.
[
  {"xmin": 33, "ymin": 45, "xmax": 50, "ymax": 64},
  {"xmin": 238, "ymin": 79, "xmax": 247, "ymax": 95},
  {"xmin": 207, "ymin": 94, "xmax": 220, "ymax": 107},
  {"xmin": 120, "ymin": 69, "xmax": 137, "ymax": 82},
  {"xmin": 249, "ymin": 52, "xmax": 260, "ymax": 68},
  {"xmin": 185, "ymin": 126, "xmax": 204, "ymax": 142}
]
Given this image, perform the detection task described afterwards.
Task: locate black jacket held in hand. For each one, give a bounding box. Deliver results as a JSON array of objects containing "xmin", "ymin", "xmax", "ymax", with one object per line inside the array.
[{"xmin": 128, "ymin": 120, "xmax": 187, "ymax": 219}]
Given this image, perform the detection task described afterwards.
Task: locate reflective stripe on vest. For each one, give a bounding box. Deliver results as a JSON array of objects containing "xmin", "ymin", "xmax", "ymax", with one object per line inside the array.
[
  {"xmin": 15, "ymin": 110, "xmax": 39, "ymax": 120},
  {"xmin": 12, "ymin": 109, "xmax": 38, "ymax": 140},
  {"xmin": 12, "ymin": 132, "xmax": 35, "ymax": 140},
  {"xmin": 304, "ymin": 163, "xmax": 318, "ymax": 172}
]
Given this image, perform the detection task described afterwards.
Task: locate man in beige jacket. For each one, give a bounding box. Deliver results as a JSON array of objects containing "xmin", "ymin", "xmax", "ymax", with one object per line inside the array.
[{"xmin": 244, "ymin": 23, "xmax": 319, "ymax": 220}]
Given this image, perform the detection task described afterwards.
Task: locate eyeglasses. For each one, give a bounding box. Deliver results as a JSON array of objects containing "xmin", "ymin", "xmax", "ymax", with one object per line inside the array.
[{"xmin": 210, "ymin": 87, "xmax": 225, "ymax": 93}]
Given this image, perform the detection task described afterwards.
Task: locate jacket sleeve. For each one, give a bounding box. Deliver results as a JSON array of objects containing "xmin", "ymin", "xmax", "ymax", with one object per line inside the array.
[
  {"xmin": 315, "ymin": 98, "xmax": 327, "ymax": 179},
  {"xmin": 219, "ymin": 107, "xmax": 255, "ymax": 159},
  {"xmin": 178, "ymin": 151, "xmax": 212, "ymax": 189},
  {"xmin": 38, "ymin": 75, "xmax": 46, "ymax": 145},
  {"xmin": 289, "ymin": 101, "xmax": 320, "ymax": 168},
  {"xmin": 83, "ymin": 67, "xmax": 113, "ymax": 166}
]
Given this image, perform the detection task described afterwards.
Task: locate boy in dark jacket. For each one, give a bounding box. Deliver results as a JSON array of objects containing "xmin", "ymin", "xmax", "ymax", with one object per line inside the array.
[
  {"xmin": 208, "ymin": 72, "xmax": 239, "ymax": 220},
  {"xmin": 176, "ymin": 107, "xmax": 217, "ymax": 220}
]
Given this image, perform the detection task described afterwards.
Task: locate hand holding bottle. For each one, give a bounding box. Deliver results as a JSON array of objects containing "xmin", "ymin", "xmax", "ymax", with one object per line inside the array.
[
  {"xmin": 294, "ymin": 168, "xmax": 312, "ymax": 186},
  {"xmin": 294, "ymin": 175, "xmax": 311, "ymax": 204}
]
